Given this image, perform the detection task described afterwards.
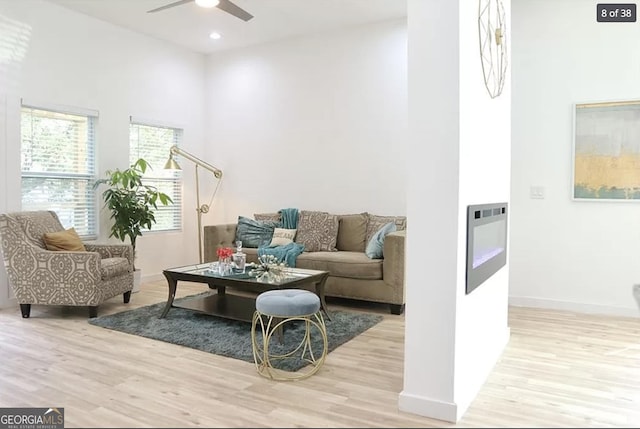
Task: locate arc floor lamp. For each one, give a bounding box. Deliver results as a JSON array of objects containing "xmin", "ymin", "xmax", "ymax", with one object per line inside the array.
[{"xmin": 164, "ymin": 145, "xmax": 223, "ymax": 263}]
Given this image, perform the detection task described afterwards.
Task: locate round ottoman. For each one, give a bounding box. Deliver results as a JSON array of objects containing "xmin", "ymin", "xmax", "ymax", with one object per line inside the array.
[{"xmin": 251, "ymin": 289, "xmax": 328, "ymax": 381}]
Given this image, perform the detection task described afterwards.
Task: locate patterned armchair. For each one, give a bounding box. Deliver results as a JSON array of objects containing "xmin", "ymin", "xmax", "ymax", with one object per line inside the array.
[{"xmin": 0, "ymin": 210, "xmax": 134, "ymax": 318}]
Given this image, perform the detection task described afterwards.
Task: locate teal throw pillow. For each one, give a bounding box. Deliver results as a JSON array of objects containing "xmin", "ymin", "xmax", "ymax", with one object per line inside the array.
[
  {"xmin": 365, "ymin": 221, "xmax": 397, "ymax": 259},
  {"xmin": 235, "ymin": 216, "xmax": 279, "ymax": 248}
]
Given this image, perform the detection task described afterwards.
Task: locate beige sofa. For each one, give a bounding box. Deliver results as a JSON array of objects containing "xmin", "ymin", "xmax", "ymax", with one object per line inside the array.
[{"xmin": 203, "ymin": 212, "xmax": 406, "ymax": 314}]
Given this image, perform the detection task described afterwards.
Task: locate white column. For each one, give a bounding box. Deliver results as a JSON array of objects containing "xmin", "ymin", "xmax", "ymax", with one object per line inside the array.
[
  {"xmin": 400, "ymin": 0, "xmax": 461, "ymax": 422},
  {"xmin": 0, "ymin": 93, "xmax": 10, "ymax": 308},
  {"xmin": 400, "ymin": 0, "xmax": 511, "ymax": 422},
  {"xmin": 0, "ymin": 95, "xmax": 20, "ymax": 309}
]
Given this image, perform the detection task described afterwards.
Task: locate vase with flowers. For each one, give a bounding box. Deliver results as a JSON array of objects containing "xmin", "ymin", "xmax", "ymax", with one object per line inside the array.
[{"xmin": 216, "ymin": 246, "xmax": 234, "ymax": 275}]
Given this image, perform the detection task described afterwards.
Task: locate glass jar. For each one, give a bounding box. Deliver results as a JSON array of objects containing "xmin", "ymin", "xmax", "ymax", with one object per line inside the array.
[
  {"xmin": 219, "ymin": 256, "xmax": 232, "ymax": 276},
  {"xmin": 233, "ymin": 251, "xmax": 246, "ymax": 274}
]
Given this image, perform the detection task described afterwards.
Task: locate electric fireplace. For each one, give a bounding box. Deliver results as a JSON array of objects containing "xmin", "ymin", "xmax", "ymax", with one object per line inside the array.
[{"xmin": 465, "ymin": 202, "xmax": 508, "ymax": 294}]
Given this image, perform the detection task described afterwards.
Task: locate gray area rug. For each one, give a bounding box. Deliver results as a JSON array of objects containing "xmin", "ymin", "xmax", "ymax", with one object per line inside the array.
[{"xmin": 89, "ymin": 293, "xmax": 384, "ymax": 372}]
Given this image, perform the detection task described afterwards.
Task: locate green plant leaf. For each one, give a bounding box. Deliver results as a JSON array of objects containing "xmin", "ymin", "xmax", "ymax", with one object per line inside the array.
[{"xmin": 93, "ymin": 157, "xmax": 175, "ymax": 268}]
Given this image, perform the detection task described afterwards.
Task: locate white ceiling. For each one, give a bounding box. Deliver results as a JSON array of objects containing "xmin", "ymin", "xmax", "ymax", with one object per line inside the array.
[{"xmin": 48, "ymin": 0, "xmax": 407, "ymax": 54}]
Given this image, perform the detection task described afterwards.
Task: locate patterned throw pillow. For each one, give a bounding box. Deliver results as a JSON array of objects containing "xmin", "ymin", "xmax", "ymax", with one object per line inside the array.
[
  {"xmin": 254, "ymin": 212, "xmax": 281, "ymax": 222},
  {"xmin": 366, "ymin": 214, "xmax": 407, "ymax": 245},
  {"xmin": 295, "ymin": 210, "xmax": 339, "ymax": 252}
]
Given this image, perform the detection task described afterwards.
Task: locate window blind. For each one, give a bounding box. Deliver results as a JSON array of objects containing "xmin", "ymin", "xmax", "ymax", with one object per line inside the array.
[
  {"xmin": 20, "ymin": 105, "xmax": 97, "ymax": 238},
  {"xmin": 129, "ymin": 121, "xmax": 182, "ymax": 232}
]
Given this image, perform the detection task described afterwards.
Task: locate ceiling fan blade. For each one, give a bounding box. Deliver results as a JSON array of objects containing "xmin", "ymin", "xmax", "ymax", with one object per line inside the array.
[
  {"xmin": 147, "ymin": 0, "xmax": 193, "ymax": 13},
  {"xmin": 217, "ymin": 0, "xmax": 254, "ymax": 21}
]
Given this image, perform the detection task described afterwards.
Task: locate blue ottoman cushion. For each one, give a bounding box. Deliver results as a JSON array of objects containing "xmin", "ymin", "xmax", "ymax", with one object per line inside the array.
[{"xmin": 256, "ymin": 289, "xmax": 320, "ymax": 317}]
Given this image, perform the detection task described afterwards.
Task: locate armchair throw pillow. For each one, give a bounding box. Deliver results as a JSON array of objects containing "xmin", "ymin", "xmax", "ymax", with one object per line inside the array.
[{"xmin": 43, "ymin": 227, "xmax": 87, "ymax": 252}]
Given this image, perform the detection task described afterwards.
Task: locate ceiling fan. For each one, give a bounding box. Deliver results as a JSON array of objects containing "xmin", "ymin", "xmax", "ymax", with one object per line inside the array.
[{"xmin": 147, "ymin": 0, "xmax": 254, "ymax": 22}]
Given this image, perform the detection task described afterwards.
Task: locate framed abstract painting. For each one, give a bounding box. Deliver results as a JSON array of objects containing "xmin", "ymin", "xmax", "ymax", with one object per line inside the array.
[{"xmin": 573, "ymin": 99, "xmax": 640, "ymax": 201}]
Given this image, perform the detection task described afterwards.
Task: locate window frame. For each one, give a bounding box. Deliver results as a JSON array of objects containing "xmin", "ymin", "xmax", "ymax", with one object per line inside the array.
[
  {"xmin": 129, "ymin": 117, "xmax": 183, "ymax": 234},
  {"xmin": 20, "ymin": 101, "xmax": 98, "ymax": 239}
]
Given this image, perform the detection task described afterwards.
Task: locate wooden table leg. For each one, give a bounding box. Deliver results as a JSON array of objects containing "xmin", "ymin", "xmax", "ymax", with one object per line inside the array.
[{"xmin": 160, "ymin": 272, "xmax": 177, "ymax": 318}]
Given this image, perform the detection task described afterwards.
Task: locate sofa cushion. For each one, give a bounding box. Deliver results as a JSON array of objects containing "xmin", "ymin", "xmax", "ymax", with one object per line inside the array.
[
  {"xmin": 295, "ymin": 210, "xmax": 339, "ymax": 252},
  {"xmin": 100, "ymin": 257, "xmax": 130, "ymax": 280},
  {"xmin": 43, "ymin": 227, "xmax": 87, "ymax": 252},
  {"xmin": 235, "ymin": 216, "xmax": 279, "ymax": 248},
  {"xmin": 366, "ymin": 214, "xmax": 407, "ymax": 245},
  {"xmin": 297, "ymin": 251, "xmax": 382, "ymax": 280},
  {"xmin": 365, "ymin": 222, "xmax": 397, "ymax": 259},
  {"xmin": 336, "ymin": 212, "xmax": 368, "ymax": 252}
]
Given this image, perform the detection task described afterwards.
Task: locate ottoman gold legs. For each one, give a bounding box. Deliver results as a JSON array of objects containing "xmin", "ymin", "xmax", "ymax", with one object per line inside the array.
[{"xmin": 251, "ymin": 310, "xmax": 328, "ymax": 381}]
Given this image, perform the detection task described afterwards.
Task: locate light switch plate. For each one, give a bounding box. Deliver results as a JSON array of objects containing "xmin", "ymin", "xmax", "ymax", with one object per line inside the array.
[{"xmin": 530, "ymin": 186, "xmax": 545, "ymax": 199}]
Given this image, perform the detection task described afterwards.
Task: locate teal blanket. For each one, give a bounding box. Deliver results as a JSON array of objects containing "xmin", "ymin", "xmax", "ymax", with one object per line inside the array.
[
  {"xmin": 258, "ymin": 208, "xmax": 304, "ymax": 267},
  {"xmin": 258, "ymin": 242, "xmax": 305, "ymax": 267},
  {"xmin": 279, "ymin": 207, "xmax": 299, "ymax": 229}
]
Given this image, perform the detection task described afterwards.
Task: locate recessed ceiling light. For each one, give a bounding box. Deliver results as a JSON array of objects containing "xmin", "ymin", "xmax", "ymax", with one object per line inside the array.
[
  {"xmin": 209, "ymin": 32, "xmax": 222, "ymax": 40},
  {"xmin": 196, "ymin": 0, "xmax": 220, "ymax": 8}
]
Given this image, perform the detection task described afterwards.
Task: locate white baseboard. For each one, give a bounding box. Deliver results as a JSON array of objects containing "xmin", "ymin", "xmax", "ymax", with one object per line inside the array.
[
  {"xmin": 398, "ymin": 391, "xmax": 458, "ymax": 423},
  {"xmin": 397, "ymin": 326, "xmax": 511, "ymax": 423},
  {"xmin": 509, "ymin": 296, "xmax": 640, "ymax": 318},
  {"xmin": 0, "ymin": 296, "xmax": 16, "ymax": 310},
  {"xmin": 141, "ymin": 272, "xmax": 164, "ymax": 283}
]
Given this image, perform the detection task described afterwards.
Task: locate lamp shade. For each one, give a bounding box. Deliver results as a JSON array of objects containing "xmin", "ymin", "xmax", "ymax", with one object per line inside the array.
[{"xmin": 164, "ymin": 156, "xmax": 181, "ymax": 170}]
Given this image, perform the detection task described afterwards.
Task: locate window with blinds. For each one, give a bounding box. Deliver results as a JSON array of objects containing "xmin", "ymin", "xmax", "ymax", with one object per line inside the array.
[
  {"xmin": 129, "ymin": 121, "xmax": 182, "ymax": 232},
  {"xmin": 20, "ymin": 105, "xmax": 97, "ymax": 238}
]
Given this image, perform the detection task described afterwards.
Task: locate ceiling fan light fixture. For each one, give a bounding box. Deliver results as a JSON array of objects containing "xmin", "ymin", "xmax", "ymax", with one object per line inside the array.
[
  {"xmin": 147, "ymin": 0, "xmax": 252, "ymax": 21},
  {"xmin": 195, "ymin": 0, "xmax": 220, "ymax": 8}
]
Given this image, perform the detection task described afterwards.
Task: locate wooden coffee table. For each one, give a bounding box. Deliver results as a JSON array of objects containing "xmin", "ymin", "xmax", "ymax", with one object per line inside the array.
[{"xmin": 160, "ymin": 263, "xmax": 331, "ymax": 322}]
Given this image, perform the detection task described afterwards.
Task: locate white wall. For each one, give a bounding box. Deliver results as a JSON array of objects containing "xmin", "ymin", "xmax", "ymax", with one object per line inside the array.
[
  {"xmin": 203, "ymin": 19, "xmax": 407, "ymax": 222},
  {"xmin": 0, "ymin": 0, "xmax": 207, "ymax": 307},
  {"xmin": 400, "ymin": 0, "xmax": 510, "ymax": 422},
  {"xmin": 511, "ymin": 0, "xmax": 640, "ymax": 317}
]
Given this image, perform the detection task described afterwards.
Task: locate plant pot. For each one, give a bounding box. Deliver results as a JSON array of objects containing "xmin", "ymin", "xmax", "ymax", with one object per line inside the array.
[{"xmin": 133, "ymin": 268, "xmax": 142, "ymax": 293}]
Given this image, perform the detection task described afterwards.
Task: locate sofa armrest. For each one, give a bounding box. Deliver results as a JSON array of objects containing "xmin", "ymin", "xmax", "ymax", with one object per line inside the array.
[
  {"xmin": 85, "ymin": 244, "xmax": 134, "ymax": 270},
  {"xmin": 203, "ymin": 224, "xmax": 238, "ymax": 262},
  {"xmin": 383, "ymin": 230, "xmax": 405, "ymax": 304}
]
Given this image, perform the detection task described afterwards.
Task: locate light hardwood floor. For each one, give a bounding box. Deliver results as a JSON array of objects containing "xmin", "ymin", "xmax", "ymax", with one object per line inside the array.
[{"xmin": 1, "ymin": 280, "xmax": 639, "ymax": 428}]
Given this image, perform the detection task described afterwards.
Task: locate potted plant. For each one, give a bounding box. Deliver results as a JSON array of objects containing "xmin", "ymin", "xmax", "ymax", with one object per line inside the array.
[{"xmin": 93, "ymin": 158, "xmax": 173, "ymax": 291}]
